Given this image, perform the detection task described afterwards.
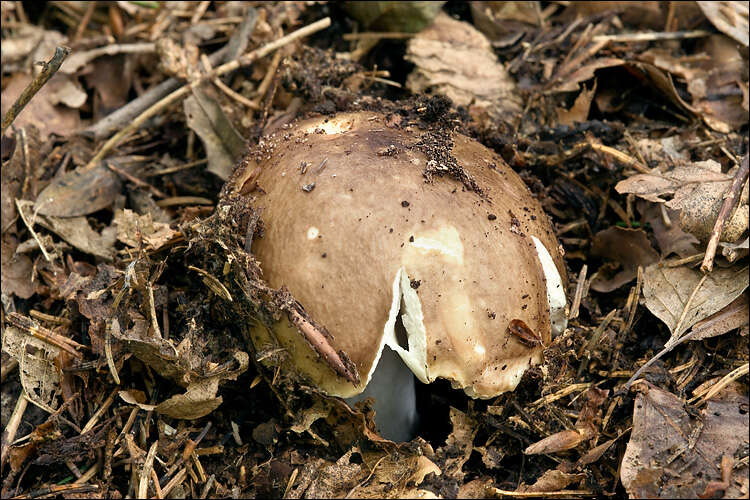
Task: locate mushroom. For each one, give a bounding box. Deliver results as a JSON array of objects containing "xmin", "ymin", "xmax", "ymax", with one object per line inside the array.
[{"xmin": 233, "ymin": 111, "xmax": 567, "ymax": 441}]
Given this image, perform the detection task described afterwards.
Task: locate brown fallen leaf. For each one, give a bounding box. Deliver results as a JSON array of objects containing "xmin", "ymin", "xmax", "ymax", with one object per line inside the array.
[
  {"xmin": 640, "ymin": 202, "xmax": 700, "ymax": 258},
  {"xmin": 0, "ymin": 73, "xmax": 80, "ymax": 141},
  {"xmin": 184, "ymin": 88, "xmax": 246, "ymax": 181},
  {"xmin": 616, "ymin": 160, "xmax": 749, "ymax": 243},
  {"xmin": 113, "ymin": 208, "xmax": 178, "ymax": 251},
  {"xmin": 405, "ymin": 13, "xmax": 522, "ymax": 120},
  {"xmin": 621, "ymin": 381, "xmax": 749, "ymax": 499},
  {"xmin": 17, "ymin": 200, "xmax": 116, "ymax": 260},
  {"xmin": 556, "ymin": 80, "xmax": 598, "ymax": 126},
  {"xmin": 590, "ymin": 226, "xmax": 659, "ymax": 293},
  {"xmin": 686, "ymin": 293, "xmax": 749, "ymax": 341},
  {"xmin": 524, "ymin": 429, "xmax": 584, "ymax": 455},
  {"xmin": 697, "ymin": 1, "xmax": 749, "ymax": 46},
  {"xmin": 518, "ymin": 469, "xmax": 586, "ymax": 493},
  {"xmin": 1, "ymin": 326, "xmax": 62, "ymax": 411},
  {"xmin": 642, "ymin": 262, "xmax": 748, "ymax": 337}
]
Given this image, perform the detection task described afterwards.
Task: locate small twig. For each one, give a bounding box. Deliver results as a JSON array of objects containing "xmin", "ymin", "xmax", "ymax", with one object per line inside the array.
[
  {"xmin": 84, "ymin": 17, "xmax": 331, "ymax": 170},
  {"xmin": 14, "ymin": 199, "xmax": 52, "ymax": 262},
  {"xmin": 72, "ymin": 0, "xmax": 97, "ymax": 42},
  {"xmin": 200, "ymin": 54, "xmax": 259, "ymax": 110},
  {"xmin": 569, "ymin": 264, "xmax": 588, "ymax": 320},
  {"xmin": 593, "ymin": 29, "xmax": 712, "ymax": 43},
  {"xmin": 1, "ymin": 389, "xmax": 28, "ymax": 470},
  {"xmin": 106, "ymin": 160, "xmax": 168, "ymax": 198},
  {"xmin": 342, "ymin": 31, "xmax": 414, "ymax": 40},
  {"xmin": 82, "ymin": 8, "xmax": 258, "ymax": 139},
  {"xmin": 80, "ymin": 391, "xmax": 117, "ymax": 435},
  {"xmin": 620, "ymin": 273, "xmax": 710, "ymax": 392},
  {"xmin": 287, "ymin": 308, "xmax": 360, "ymax": 386},
  {"xmin": 692, "ymin": 363, "xmax": 749, "ymax": 404},
  {"xmin": 138, "ymin": 441, "xmax": 159, "ymax": 499},
  {"xmin": 2, "ymin": 46, "xmax": 70, "ymax": 136},
  {"xmin": 253, "ymin": 50, "xmax": 283, "ymax": 104},
  {"xmin": 701, "ymin": 154, "xmax": 749, "ymax": 273}
]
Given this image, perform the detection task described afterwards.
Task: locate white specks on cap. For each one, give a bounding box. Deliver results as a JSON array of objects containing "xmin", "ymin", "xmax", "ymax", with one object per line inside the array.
[
  {"xmin": 307, "ymin": 227, "xmax": 320, "ymax": 240},
  {"xmin": 474, "ymin": 344, "xmax": 486, "ymax": 356}
]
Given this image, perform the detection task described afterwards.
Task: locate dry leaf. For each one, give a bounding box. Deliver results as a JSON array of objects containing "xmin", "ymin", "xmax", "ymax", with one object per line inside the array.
[
  {"xmin": 441, "ymin": 407, "xmax": 478, "ymax": 480},
  {"xmin": 18, "ymin": 200, "xmax": 116, "ymax": 260},
  {"xmin": 113, "ymin": 208, "xmax": 178, "ymax": 251},
  {"xmin": 1, "ymin": 236, "xmax": 38, "ymax": 299},
  {"xmin": 1, "ymin": 326, "xmax": 62, "ymax": 410},
  {"xmin": 184, "ymin": 89, "xmax": 246, "ymax": 180},
  {"xmin": 524, "ymin": 429, "xmax": 584, "ymax": 455},
  {"xmin": 518, "ymin": 469, "xmax": 586, "ymax": 492},
  {"xmin": 687, "ymin": 293, "xmax": 749, "ymax": 341},
  {"xmin": 621, "ymin": 381, "xmax": 749, "ymax": 498},
  {"xmin": 118, "ymin": 389, "xmax": 157, "ymax": 411},
  {"xmin": 616, "ymin": 160, "xmax": 749, "ymax": 243},
  {"xmin": 697, "ymin": 1, "xmax": 749, "ymax": 46},
  {"xmin": 640, "ymin": 203, "xmax": 700, "ymax": 258},
  {"xmin": 409, "ymin": 455, "xmax": 441, "ymax": 486},
  {"xmin": 590, "ymin": 226, "xmax": 659, "ymax": 293},
  {"xmin": 155, "ymin": 351, "xmax": 248, "ymax": 419},
  {"xmin": 405, "ymin": 13, "xmax": 522, "ymax": 118},
  {"xmin": 556, "ymin": 81, "xmax": 597, "ymax": 126},
  {"xmin": 642, "ymin": 262, "xmax": 749, "ymax": 337},
  {"xmin": 0, "ymin": 73, "xmax": 80, "ymax": 141},
  {"xmin": 34, "ymin": 158, "xmax": 147, "ymax": 217}
]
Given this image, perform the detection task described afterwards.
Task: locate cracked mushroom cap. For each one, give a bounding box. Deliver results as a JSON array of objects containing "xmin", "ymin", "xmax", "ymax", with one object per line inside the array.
[{"xmin": 235, "ymin": 111, "xmax": 567, "ymax": 399}]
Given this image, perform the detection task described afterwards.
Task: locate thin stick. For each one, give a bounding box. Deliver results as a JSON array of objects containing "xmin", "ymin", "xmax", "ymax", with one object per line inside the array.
[
  {"xmin": 701, "ymin": 154, "xmax": 749, "ymax": 273},
  {"xmin": 106, "ymin": 161, "xmax": 168, "ymax": 198},
  {"xmin": 0, "ymin": 389, "xmax": 28, "ymax": 469},
  {"xmin": 138, "ymin": 441, "xmax": 159, "ymax": 499},
  {"xmin": 82, "ymin": 8, "xmax": 258, "ymax": 139},
  {"xmin": 620, "ymin": 273, "xmax": 710, "ymax": 392},
  {"xmin": 80, "ymin": 391, "xmax": 117, "ymax": 435},
  {"xmin": 84, "ymin": 17, "xmax": 331, "ymax": 170},
  {"xmin": 593, "ymin": 29, "xmax": 712, "ymax": 43},
  {"xmin": 72, "ymin": 0, "xmax": 97, "ymax": 42},
  {"xmin": 14, "ymin": 199, "xmax": 52, "ymax": 262},
  {"xmin": 2, "ymin": 46, "xmax": 70, "ymax": 136}
]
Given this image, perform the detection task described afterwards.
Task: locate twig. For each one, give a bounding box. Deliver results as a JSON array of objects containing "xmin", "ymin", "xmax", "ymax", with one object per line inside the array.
[
  {"xmin": 82, "ymin": 7, "xmax": 258, "ymax": 139},
  {"xmin": 490, "ymin": 488, "xmax": 595, "ymax": 498},
  {"xmin": 691, "ymin": 363, "xmax": 749, "ymax": 404},
  {"xmin": 72, "ymin": 0, "xmax": 97, "ymax": 42},
  {"xmin": 14, "ymin": 198, "xmax": 52, "ymax": 262},
  {"xmin": 2, "ymin": 46, "xmax": 70, "ymax": 136},
  {"xmin": 569, "ymin": 264, "xmax": 588, "ymax": 320},
  {"xmin": 80, "ymin": 391, "xmax": 117, "ymax": 435},
  {"xmin": 106, "ymin": 160, "xmax": 168, "ymax": 198},
  {"xmin": 620, "ymin": 273, "xmax": 710, "ymax": 392},
  {"xmin": 200, "ymin": 54, "xmax": 259, "ymax": 110},
  {"xmin": 701, "ymin": 154, "xmax": 749, "ymax": 273},
  {"xmin": 592, "ymin": 29, "xmax": 712, "ymax": 43},
  {"xmin": 1, "ymin": 389, "xmax": 28, "ymax": 470},
  {"xmin": 84, "ymin": 17, "xmax": 331, "ymax": 170},
  {"xmin": 342, "ymin": 31, "xmax": 414, "ymax": 40},
  {"xmin": 138, "ymin": 441, "xmax": 159, "ymax": 499}
]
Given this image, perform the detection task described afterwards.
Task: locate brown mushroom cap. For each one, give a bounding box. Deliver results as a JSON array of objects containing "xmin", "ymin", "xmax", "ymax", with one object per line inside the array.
[{"xmin": 238, "ymin": 111, "xmax": 567, "ymax": 398}]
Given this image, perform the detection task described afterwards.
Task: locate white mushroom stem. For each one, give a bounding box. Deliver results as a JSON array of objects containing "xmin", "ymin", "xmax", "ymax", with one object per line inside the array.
[
  {"xmin": 346, "ymin": 345, "xmax": 419, "ymax": 442},
  {"xmin": 346, "ymin": 267, "xmax": 425, "ymax": 442}
]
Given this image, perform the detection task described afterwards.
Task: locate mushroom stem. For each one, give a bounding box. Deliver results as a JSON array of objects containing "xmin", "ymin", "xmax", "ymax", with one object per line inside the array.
[{"xmin": 346, "ymin": 345, "xmax": 419, "ymax": 442}]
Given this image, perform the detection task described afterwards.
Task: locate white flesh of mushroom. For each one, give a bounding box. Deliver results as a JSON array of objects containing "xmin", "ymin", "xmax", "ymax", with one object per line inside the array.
[{"xmin": 346, "ymin": 238, "xmax": 567, "ymax": 442}]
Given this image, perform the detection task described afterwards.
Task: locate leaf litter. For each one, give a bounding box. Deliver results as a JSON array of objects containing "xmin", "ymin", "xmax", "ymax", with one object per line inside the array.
[{"xmin": 1, "ymin": 2, "xmax": 747, "ymax": 499}]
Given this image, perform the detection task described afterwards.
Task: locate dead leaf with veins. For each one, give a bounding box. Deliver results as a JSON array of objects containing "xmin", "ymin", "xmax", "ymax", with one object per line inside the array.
[
  {"xmin": 621, "ymin": 381, "xmax": 749, "ymax": 498},
  {"xmin": 642, "ymin": 262, "xmax": 748, "ymax": 337}
]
